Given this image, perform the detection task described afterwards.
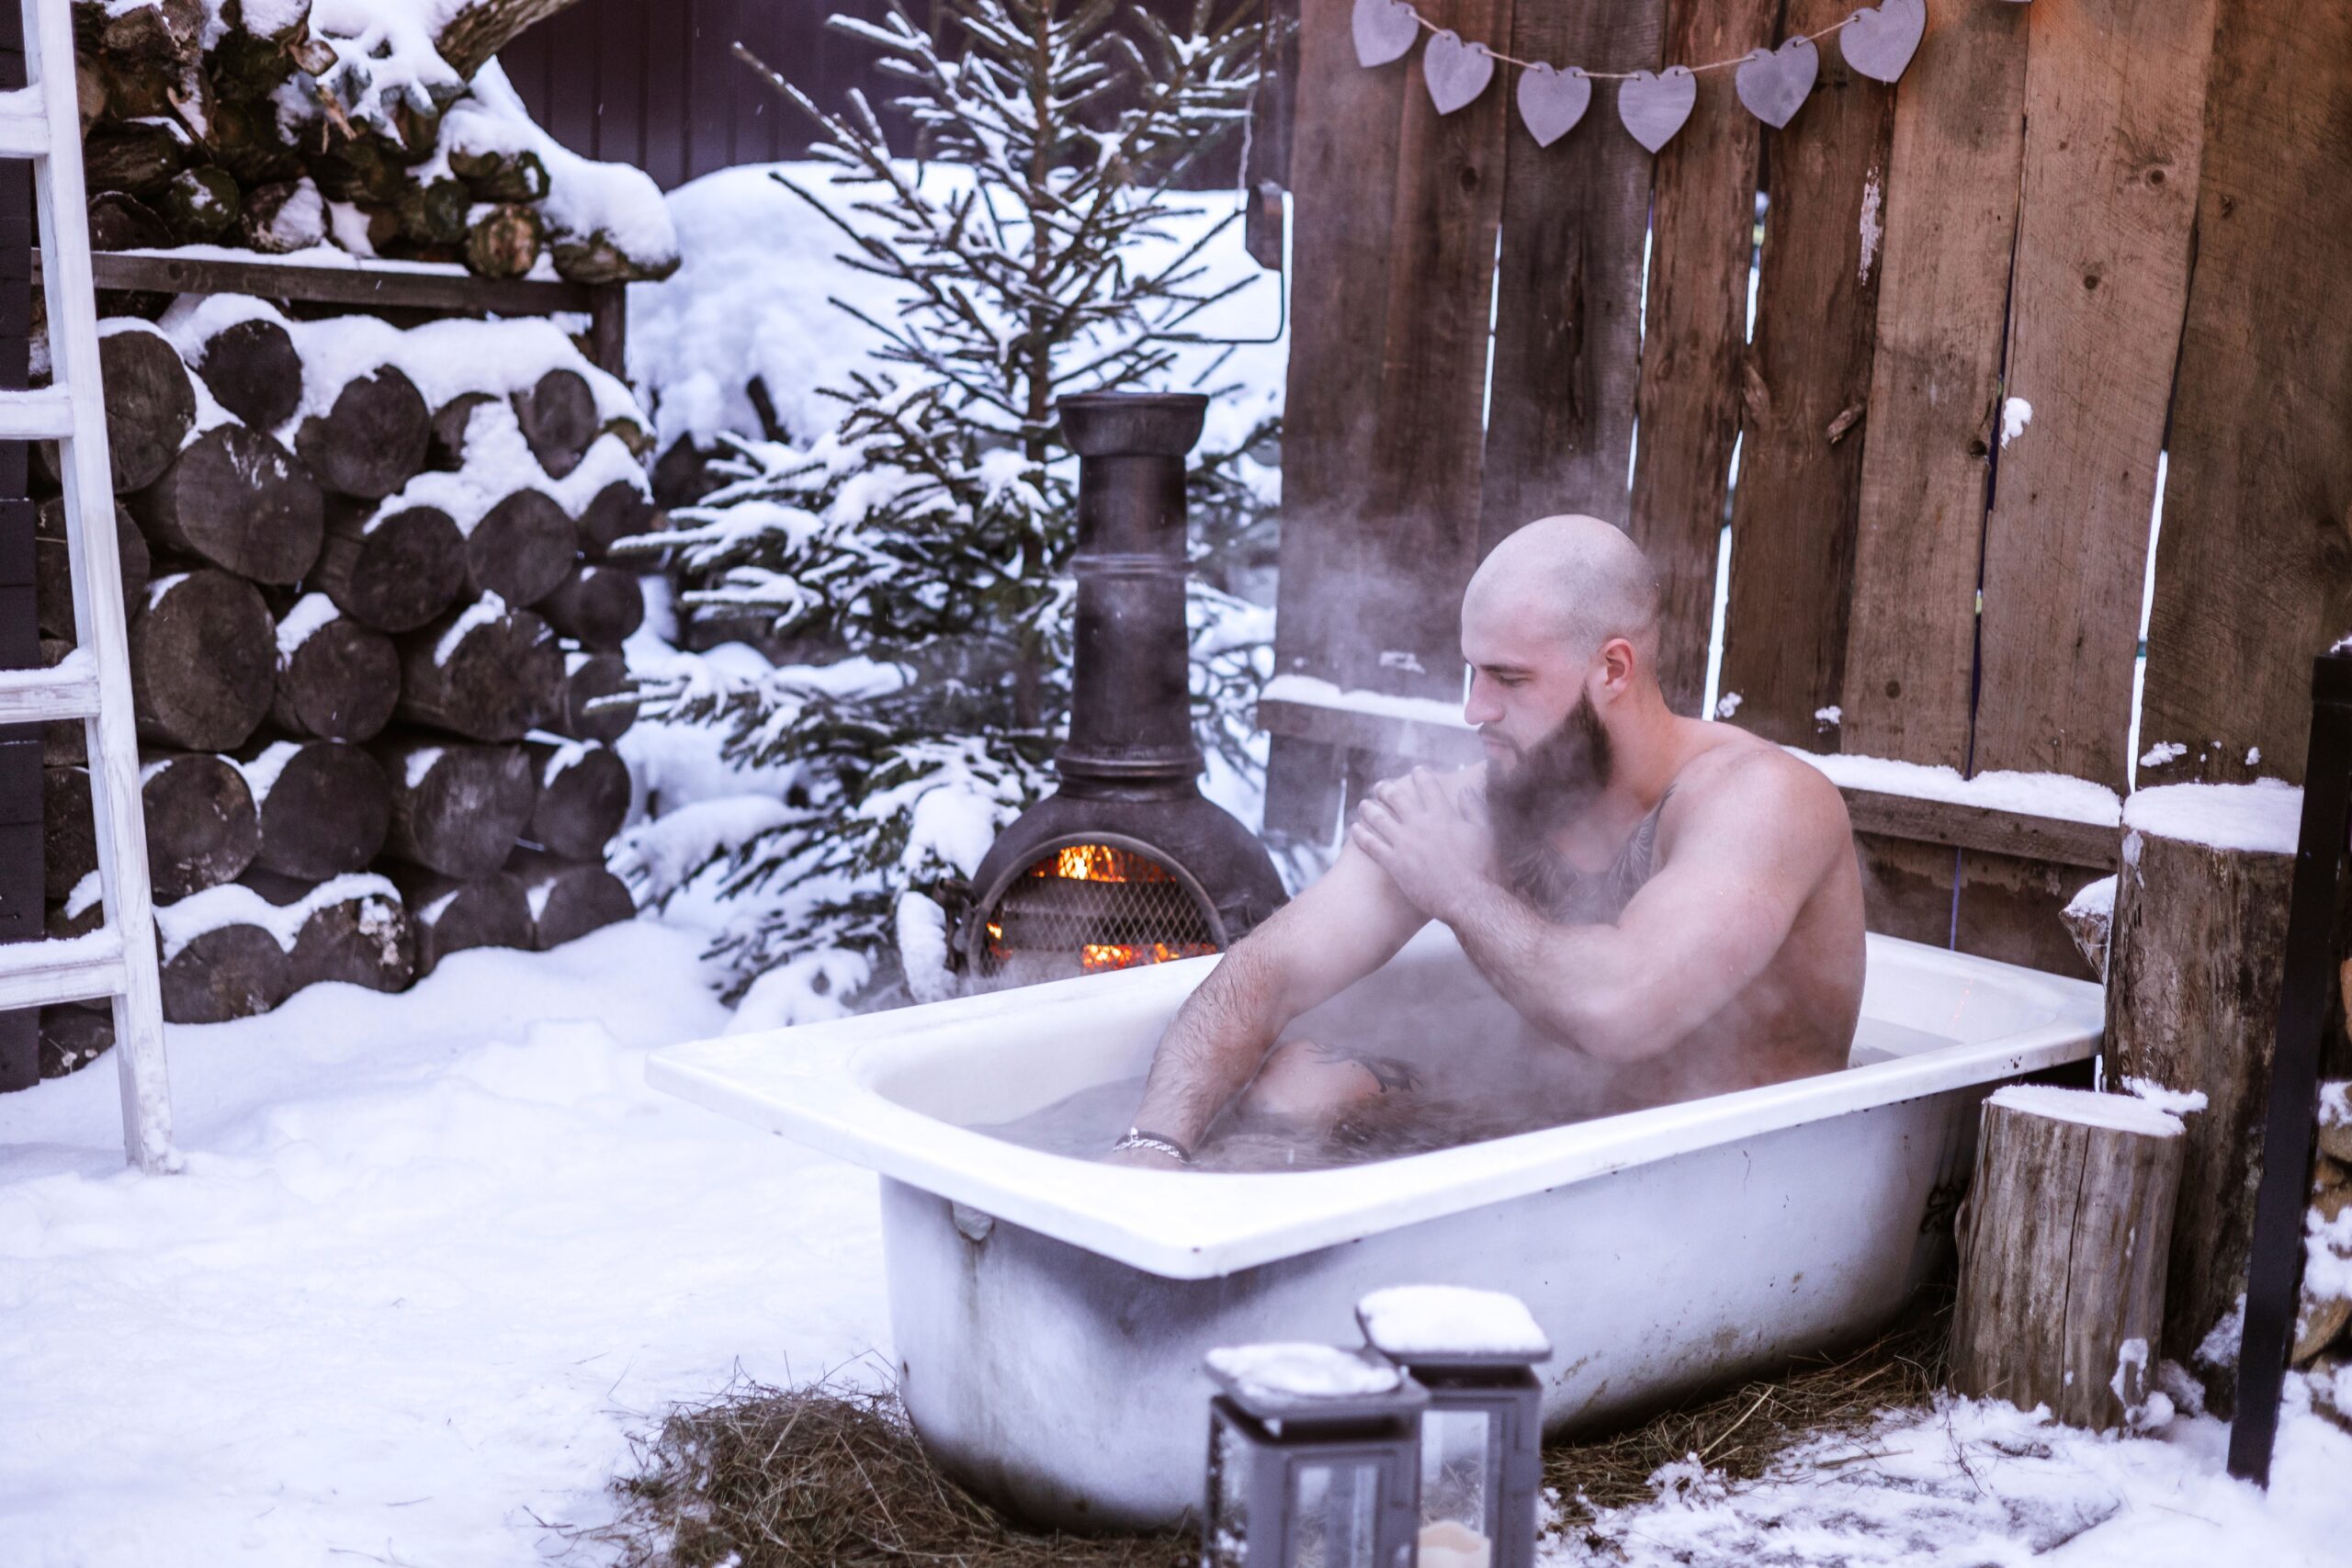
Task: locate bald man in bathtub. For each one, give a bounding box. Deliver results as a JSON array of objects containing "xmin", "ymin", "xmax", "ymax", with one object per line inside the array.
[{"xmin": 1106, "ymin": 515, "xmax": 1866, "ymax": 1169}]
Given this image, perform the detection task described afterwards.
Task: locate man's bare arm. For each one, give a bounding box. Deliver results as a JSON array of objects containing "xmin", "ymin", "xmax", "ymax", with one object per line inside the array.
[
  {"xmin": 1354, "ymin": 754, "xmax": 1839, "ymax": 1062},
  {"xmin": 1120, "ymin": 842, "xmax": 1429, "ymax": 1156}
]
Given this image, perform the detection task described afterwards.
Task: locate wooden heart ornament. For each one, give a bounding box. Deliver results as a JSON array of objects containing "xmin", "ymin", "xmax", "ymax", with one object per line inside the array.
[
  {"xmin": 1422, "ymin": 30, "xmax": 1495, "ymax": 115},
  {"xmin": 1617, "ymin": 66, "xmax": 1697, "ymax": 153},
  {"xmin": 1735, "ymin": 36, "xmax": 1819, "ymax": 129},
  {"xmin": 1841, "ymin": 0, "xmax": 1926, "ymax": 85},
  {"xmin": 1516, "ymin": 62, "xmax": 1591, "ymax": 147},
  {"xmin": 1351, "ymin": 0, "xmax": 1419, "ymax": 69}
]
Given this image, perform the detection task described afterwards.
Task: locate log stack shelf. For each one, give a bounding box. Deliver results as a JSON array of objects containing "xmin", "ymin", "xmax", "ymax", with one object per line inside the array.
[{"xmin": 39, "ymin": 248, "xmax": 627, "ymax": 377}]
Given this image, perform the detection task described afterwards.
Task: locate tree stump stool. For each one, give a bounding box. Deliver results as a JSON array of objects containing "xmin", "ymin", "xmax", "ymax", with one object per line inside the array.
[{"xmin": 1951, "ymin": 1085, "xmax": 2187, "ymax": 1430}]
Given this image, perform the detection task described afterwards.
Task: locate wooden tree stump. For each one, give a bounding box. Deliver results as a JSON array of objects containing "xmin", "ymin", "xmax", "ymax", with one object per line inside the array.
[
  {"xmin": 388, "ymin": 863, "xmax": 533, "ymax": 976},
  {"xmin": 512, "ymin": 367, "xmax": 597, "ymax": 479},
  {"xmin": 1951, "ymin": 1086, "xmax": 2187, "ymax": 1430},
  {"xmin": 575, "ymin": 479, "xmax": 654, "ymax": 560},
  {"xmin": 531, "ymin": 561, "xmax": 642, "ymax": 650},
  {"xmin": 41, "ymin": 763, "xmax": 95, "ymax": 901},
  {"xmin": 268, "ymin": 592, "xmax": 401, "ymax": 742},
  {"xmin": 372, "ymin": 736, "xmax": 537, "ymax": 880},
  {"xmin": 130, "ymin": 421, "xmax": 324, "ymax": 584},
  {"xmin": 95, "ymin": 326, "xmax": 195, "ymax": 492},
  {"xmin": 239, "ymin": 868, "xmax": 415, "ymax": 994},
  {"xmin": 2106, "ymin": 784, "xmax": 2300, "ymax": 1394},
  {"xmin": 156, "ymin": 892, "xmax": 292, "ymax": 1025},
  {"xmin": 522, "ymin": 738, "xmax": 628, "ymax": 860},
  {"xmin": 34, "ymin": 496, "xmax": 146, "ymax": 638},
  {"xmin": 192, "ymin": 315, "xmax": 304, "ymax": 430},
  {"xmin": 396, "ymin": 598, "xmax": 561, "ymax": 741},
  {"xmin": 461, "ymin": 488, "xmax": 575, "ymax": 607},
  {"xmin": 131, "ymin": 569, "xmax": 276, "ymax": 751},
  {"xmin": 141, "ymin": 751, "xmax": 259, "ymax": 900},
  {"xmin": 545, "ymin": 646, "xmax": 637, "ymax": 743},
  {"xmin": 295, "ymin": 365, "xmax": 430, "ymax": 499},
  {"xmin": 507, "ymin": 846, "xmax": 635, "ymax": 950},
  {"xmin": 235, "ymin": 738, "xmax": 392, "ymax": 879},
  {"xmin": 312, "ymin": 498, "xmax": 468, "ymax": 634}
]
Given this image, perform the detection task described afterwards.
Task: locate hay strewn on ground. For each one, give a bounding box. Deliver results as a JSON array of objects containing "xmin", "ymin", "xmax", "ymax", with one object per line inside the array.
[{"xmin": 596, "ymin": 1301, "xmax": 1950, "ymax": 1567}]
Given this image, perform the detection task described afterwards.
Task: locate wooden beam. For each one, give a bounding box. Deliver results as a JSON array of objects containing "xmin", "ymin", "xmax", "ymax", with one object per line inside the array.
[
  {"xmin": 63, "ymin": 250, "xmax": 602, "ymax": 317},
  {"xmin": 1255, "ymin": 694, "xmax": 2118, "ymax": 869}
]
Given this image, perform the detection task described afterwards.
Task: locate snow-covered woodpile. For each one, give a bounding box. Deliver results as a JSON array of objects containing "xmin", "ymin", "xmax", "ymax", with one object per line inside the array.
[
  {"xmin": 36, "ymin": 296, "xmax": 650, "ymax": 1060},
  {"xmin": 73, "ymin": 0, "xmax": 676, "ymax": 281}
]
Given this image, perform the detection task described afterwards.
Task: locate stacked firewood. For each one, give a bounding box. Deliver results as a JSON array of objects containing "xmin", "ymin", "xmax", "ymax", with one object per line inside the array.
[
  {"xmin": 35, "ymin": 299, "xmax": 653, "ymax": 1066},
  {"xmin": 74, "ymin": 0, "xmax": 676, "ymax": 282}
]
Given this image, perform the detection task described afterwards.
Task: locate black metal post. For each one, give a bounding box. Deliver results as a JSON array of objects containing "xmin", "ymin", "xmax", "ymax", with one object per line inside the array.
[{"xmin": 2227, "ymin": 649, "xmax": 2352, "ymax": 1483}]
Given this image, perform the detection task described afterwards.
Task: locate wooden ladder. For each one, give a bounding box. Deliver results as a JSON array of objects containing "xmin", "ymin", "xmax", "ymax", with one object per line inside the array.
[{"xmin": 0, "ymin": 0, "xmax": 172, "ymax": 1170}]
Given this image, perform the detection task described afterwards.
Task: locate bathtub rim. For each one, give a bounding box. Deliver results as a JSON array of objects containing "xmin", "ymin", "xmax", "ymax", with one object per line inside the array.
[{"xmin": 647, "ymin": 932, "xmax": 2101, "ymax": 1281}]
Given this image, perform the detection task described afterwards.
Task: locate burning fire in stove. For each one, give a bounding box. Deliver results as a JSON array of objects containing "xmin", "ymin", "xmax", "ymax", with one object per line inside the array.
[{"xmin": 977, "ymin": 841, "xmax": 1219, "ymax": 980}]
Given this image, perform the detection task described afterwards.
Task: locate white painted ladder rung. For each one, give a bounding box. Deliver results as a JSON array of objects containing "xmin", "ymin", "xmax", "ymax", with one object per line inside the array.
[
  {"xmin": 0, "ymin": 933, "xmax": 128, "ymax": 1011},
  {"xmin": 0, "ymin": 383, "xmax": 75, "ymax": 439},
  {"xmin": 0, "ymin": 84, "xmax": 45, "ymax": 157},
  {"xmin": 0, "ymin": 647, "xmax": 101, "ymax": 723}
]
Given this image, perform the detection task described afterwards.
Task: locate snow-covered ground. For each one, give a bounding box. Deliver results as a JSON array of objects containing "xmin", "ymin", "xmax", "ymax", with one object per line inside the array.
[
  {"xmin": 5, "ymin": 914, "xmax": 2348, "ymax": 1564},
  {"xmin": 0, "ymin": 922, "xmax": 886, "ymax": 1566}
]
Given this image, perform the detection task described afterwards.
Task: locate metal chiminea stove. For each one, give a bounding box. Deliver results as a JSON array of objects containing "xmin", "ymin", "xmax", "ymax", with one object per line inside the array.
[{"xmin": 960, "ymin": 392, "xmax": 1285, "ymax": 987}]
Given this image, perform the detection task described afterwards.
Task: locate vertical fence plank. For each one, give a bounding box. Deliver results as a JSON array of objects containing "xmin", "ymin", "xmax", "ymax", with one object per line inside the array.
[
  {"xmin": 1625, "ymin": 0, "xmax": 1777, "ymax": 716},
  {"xmin": 1266, "ymin": 0, "xmax": 1512, "ymax": 838},
  {"xmin": 2138, "ymin": 0, "xmax": 2352, "ymax": 789},
  {"xmin": 1264, "ymin": 0, "xmax": 1412, "ymax": 837},
  {"xmin": 1715, "ymin": 0, "xmax": 1896, "ymax": 750},
  {"xmin": 1971, "ymin": 0, "xmax": 2215, "ymax": 789},
  {"xmin": 1958, "ymin": 0, "xmax": 2217, "ymax": 968},
  {"xmin": 1841, "ymin": 0, "xmax": 2029, "ymax": 773},
  {"xmin": 1838, "ymin": 0, "xmax": 2030, "ymax": 947},
  {"xmin": 1476, "ymin": 1, "xmax": 1662, "ymax": 557}
]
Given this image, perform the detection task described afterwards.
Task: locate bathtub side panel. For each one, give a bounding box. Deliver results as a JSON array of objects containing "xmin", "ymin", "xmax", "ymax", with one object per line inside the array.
[{"xmin": 882, "ymin": 1089, "xmax": 1980, "ymax": 1532}]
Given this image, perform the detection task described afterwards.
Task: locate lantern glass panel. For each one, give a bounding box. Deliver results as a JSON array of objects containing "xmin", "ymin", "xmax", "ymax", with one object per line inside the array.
[
  {"xmin": 1204, "ymin": 1409, "xmax": 1250, "ymax": 1568},
  {"xmin": 1417, "ymin": 1405, "xmax": 1496, "ymax": 1566},
  {"xmin": 1285, "ymin": 1459, "xmax": 1381, "ymax": 1568}
]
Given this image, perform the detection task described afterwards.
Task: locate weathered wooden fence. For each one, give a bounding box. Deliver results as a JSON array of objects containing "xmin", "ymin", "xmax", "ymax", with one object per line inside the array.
[{"xmin": 1257, "ymin": 0, "xmax": 2352, "ymax": 973}]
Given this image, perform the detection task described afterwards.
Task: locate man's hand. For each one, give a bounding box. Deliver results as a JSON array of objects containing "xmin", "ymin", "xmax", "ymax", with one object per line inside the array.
[{"xmin": 1349, "ymin": 767, "xmax": 1499, "ymax": 920}]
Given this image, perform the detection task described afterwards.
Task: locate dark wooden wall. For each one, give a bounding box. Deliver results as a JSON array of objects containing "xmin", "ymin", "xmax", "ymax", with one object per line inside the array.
[
  {"xmin": 500, "ymin": 0, "xmax": 1249, "ymax": 191},
  {"xmin": 1263, "ymin": 0, "xmax": 2352, "ymax": 976}
]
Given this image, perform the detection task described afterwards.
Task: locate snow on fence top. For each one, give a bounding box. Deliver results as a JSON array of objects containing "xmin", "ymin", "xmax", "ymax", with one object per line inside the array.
[
  {"xmin": 1356, "ymin": 1284, "xmax": 1551, "ymax": 1360},
  {"xmin": 2121, "ymin": 779, "xmax": 2303, "ymax": 855},
  {"xmin": 1794, "ymin": 750, "xmax": 2124, "ymax": 827},
  {"xmin": 1987, "ymin": 1084, "xmax": 2187, "ymax": 1139}
]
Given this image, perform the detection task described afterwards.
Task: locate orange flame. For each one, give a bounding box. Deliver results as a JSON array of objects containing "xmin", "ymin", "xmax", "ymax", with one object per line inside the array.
[{"xmin": 1080, "ymin": 941, "xmax": 1216, "ymax": 972}]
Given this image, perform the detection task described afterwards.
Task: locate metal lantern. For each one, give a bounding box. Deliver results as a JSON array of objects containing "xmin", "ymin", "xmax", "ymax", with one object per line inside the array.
[
  {"xmin": 1201, "ymin": 1343, "xmax": 1429, "ymax": 1568},
  {"xmin": 1355, "ymin": 1287, "xmax": 1553, "ymax": 1568}
]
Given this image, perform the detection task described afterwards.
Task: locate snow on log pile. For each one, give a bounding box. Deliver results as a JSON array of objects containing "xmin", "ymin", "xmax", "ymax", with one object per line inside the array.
[
  {"xmin": 71, "ymin": 0, "xmax": 676, "ymax": 283},
  {"xmin": 32, "ymin": 298, "xmax": 651, "ymax": 1061}
]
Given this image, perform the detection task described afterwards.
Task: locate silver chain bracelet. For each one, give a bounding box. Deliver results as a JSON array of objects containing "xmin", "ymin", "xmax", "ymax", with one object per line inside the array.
[{"xmin": 1113, "ymin": 1128, "xmax": 1193, "ymax": 1165}]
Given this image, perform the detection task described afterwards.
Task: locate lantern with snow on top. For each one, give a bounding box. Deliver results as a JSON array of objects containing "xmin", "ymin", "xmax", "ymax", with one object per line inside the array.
[
  {"xmin": 1200, "ymin": 1341, "xmax": 1428, "ymax": 1568},
  {"xmin": 1355, "ymin": 1286, "xmax": 1551, "ymax": 1568}
]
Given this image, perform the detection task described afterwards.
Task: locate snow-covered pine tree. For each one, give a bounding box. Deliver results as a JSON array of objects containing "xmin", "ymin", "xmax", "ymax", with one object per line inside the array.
[{"xmin": 619, "ymin": 0, "xmax": 1279, "ymax": 1012}]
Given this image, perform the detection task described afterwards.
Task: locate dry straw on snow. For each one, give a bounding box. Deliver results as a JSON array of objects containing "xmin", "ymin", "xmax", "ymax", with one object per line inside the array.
[{"xmin": 596, "ymin": 1301, "xmax": 1949, "ymax": 1566}]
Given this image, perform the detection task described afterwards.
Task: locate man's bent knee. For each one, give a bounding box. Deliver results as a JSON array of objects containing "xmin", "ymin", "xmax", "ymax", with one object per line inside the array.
[{"xmin": 1237, "ymin": 1040, "xmax": 1411, "ymax": 1127}]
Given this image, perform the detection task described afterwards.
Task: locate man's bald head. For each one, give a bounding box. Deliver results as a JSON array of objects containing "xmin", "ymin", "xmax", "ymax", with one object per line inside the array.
[{"xmin": 1463, "ymin": 514, "xmax": 1664, "ymax": 674}]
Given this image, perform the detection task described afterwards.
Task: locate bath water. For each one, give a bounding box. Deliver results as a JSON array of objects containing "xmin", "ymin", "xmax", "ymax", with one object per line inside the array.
[{"xmin": 966, "ymin": 1017, "xmax": 1957, "ymax": 1170}]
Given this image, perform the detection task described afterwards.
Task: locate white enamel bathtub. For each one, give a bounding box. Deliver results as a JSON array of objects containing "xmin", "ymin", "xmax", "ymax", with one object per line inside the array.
[{"xmin": 649, "ymin": 927, "xmax": 2101, "ymax": 1530}]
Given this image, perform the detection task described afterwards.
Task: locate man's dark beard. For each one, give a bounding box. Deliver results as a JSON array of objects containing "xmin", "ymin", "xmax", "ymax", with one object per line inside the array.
[{"xmin": 1487, "ymin": 694, "xmax": 1611, "ymax": 903}]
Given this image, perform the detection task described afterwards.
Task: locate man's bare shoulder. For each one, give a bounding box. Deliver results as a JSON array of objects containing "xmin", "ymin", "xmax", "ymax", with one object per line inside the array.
[{"xmin": 1660, "ymin": 729, "xmax": 1853, "ymax": 848}]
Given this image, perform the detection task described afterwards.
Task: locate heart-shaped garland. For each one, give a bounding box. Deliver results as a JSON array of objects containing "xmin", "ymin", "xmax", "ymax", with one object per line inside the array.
[{"xmin": 1349, "ymin": 0, "xmax": 1982, "ymax": 149}]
